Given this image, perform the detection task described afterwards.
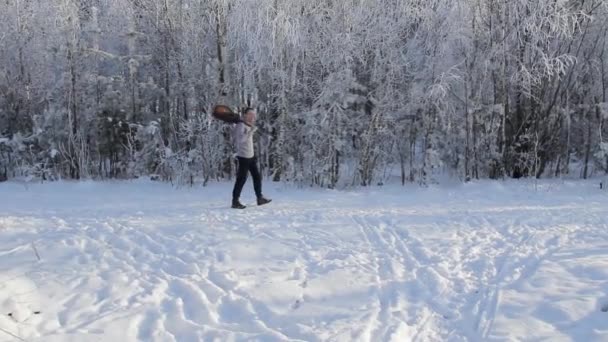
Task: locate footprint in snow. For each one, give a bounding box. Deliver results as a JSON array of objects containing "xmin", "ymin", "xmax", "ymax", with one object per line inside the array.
[{"xmin": 601, "ymin": 303, "xmax": 608, "ymax": 313}]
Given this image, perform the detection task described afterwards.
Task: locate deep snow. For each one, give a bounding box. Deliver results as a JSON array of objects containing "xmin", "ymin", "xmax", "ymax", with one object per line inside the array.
[{"xmin": 1, "ymin": 179, "xmax": 607, "ymax": 341}]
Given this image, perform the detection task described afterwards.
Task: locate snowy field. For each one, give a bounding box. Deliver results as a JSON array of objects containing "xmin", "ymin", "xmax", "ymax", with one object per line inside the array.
[{"xmin": 1, "ymin": 179, "xmax": 608, "ymax": 342}]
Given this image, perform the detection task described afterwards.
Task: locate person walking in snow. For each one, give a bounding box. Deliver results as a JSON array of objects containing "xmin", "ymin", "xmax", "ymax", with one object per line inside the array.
[{"xmin": 231, "ymin": 108, "xmax": 272, "ymax": 209}]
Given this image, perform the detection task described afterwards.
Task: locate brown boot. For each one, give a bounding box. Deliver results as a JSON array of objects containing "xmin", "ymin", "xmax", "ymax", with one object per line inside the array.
[
  {"xmin": 257, "ymin": 196, "xmax": 272, "ymax": 206},
  {"xmin": 232, "ymin": 199, "xmax": 246, "ymax": 209}
]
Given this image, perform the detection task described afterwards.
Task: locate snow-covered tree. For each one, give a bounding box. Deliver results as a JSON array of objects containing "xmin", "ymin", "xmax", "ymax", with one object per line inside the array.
[{"xmin": 0, "ymin": 0, "xmax": 607, "ymax": 185}]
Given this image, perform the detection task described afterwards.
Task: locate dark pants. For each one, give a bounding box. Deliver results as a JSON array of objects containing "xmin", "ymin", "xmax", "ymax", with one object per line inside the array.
[{"xmin": 232, "ymin": 156, "xmax": 262, "ymax": 200}]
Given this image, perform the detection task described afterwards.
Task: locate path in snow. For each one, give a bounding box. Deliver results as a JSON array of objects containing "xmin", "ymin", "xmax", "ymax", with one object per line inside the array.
[{"xmin": 1, "ymin": 179, "xmax": 607, "ymax": 341}]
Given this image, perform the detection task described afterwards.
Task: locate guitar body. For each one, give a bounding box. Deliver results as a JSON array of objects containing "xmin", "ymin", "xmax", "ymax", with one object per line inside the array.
[{"xmin": 212, "ymin": 105, "xmax": 242, "ymax": 124}]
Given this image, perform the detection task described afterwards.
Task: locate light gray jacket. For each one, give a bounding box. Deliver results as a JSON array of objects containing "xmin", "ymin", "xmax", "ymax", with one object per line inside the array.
[{"xmin": 232, "ymin": 122, "xmax": 257, "ymax": 158}]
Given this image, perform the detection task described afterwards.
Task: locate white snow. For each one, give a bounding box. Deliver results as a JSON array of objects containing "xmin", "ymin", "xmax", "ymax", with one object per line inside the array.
[{"xmin": 1, "ymin": 179, "xmax": 607, "ymax": 341}]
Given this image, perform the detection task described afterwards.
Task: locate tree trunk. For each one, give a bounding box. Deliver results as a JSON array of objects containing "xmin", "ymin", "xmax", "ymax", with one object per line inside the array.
[{"xmin": 583, "ymin": 108, "xmax": 592, "ymax": 179}]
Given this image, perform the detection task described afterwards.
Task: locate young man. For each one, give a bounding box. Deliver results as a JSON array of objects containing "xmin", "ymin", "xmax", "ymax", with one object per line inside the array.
[{"xmin": 231, "ymin": 108, "xmax": 271, "ymax": 209}]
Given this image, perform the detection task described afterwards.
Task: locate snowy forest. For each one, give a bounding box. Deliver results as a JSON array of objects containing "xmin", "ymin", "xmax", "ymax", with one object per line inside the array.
[{"xmin": 1, "ymin": 0, "xmax": 607, "ymax": 187}]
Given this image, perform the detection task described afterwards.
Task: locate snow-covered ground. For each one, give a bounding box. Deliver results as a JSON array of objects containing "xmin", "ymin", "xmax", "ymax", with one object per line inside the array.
[{"xmin": 1, "ymin": 179, "xmax": 607, "ymax": 341}]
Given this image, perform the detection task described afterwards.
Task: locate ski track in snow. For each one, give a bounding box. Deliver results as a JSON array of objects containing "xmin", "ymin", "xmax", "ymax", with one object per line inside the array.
[{"xmin": 1, "ymin": 180, "xmax": 608, "ymax": 341}]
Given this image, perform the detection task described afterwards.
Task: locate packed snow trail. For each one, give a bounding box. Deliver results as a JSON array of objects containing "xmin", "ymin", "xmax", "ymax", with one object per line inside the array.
[{"xmin": 1, "ymin": 180, "xmax": 607, "ymax": 341}]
